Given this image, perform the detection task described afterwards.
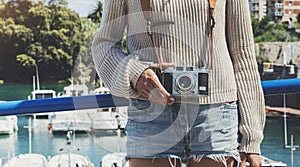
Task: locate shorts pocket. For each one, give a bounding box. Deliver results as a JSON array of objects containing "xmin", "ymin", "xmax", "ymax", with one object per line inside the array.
[
  {"xmin": 217, "ymin": 102, "xmax": 238, "ymax": 134},
  {"xmin": 127, "ymin": 99, "xmax": 161, "ymax": 122},
  {"xmin": 129, "ymin": 99, "xmax": 151, "ymax": 111}
]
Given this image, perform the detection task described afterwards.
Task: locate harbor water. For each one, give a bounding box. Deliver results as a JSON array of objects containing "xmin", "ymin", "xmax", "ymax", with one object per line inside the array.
[
  {"xmin": 0, "ymin": 116, "xmax": 127, "ymax": 167},
  {"xmin": 0, "ymin": 84, "xmax": 299, "ymax": 166},
  {"xmin": 0, "ymin": 115, "xmax": 299, "ymax": 166}
]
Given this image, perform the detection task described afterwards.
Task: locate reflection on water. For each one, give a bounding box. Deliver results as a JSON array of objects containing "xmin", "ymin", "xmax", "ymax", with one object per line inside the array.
[
  {"xmin": 0, "ymin": 116, "xmax": 299, "ymax": 166},
  {"xmin": 262, "ymin": 118, "xmax": 300, "ymax": 167},
  {"xmin": 0, "ymin": 116, "xmax": 126, "ymax": 166}
]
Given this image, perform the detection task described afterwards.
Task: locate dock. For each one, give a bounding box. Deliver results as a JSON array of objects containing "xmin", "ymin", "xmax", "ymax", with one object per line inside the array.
[{"xmin": 266, "ymin": 106, "xmax": 300, "ymax": 117}]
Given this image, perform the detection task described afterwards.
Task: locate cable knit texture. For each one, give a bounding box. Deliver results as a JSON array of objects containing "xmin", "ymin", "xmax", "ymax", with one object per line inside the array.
[{"xmin": 92, "ymin": 0, "xmax": 266, "ymax": 154}]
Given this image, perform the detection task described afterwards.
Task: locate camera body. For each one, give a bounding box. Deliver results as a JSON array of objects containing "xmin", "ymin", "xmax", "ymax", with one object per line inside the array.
[{"xmin": 158, "ymin": 66, "xmax": 208, "ymax": 96}]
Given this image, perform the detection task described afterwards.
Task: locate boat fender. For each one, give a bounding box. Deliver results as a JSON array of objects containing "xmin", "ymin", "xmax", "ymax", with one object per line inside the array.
[{"xmin": 47, "ymin": 123, "xmax": 52, "ymax": 131}]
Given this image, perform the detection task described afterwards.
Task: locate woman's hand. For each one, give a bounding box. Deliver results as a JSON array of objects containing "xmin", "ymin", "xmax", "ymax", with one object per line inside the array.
[
  {"xmin": 240, "ymin": 153, "xmax": 262, "ymax": 167},
  {"xmin": 136, "ymin": 63, "xmax": 175, "ymax": 105}
]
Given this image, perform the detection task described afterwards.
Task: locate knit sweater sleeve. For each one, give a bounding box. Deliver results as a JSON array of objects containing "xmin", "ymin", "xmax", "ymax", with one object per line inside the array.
[
  {"xmin": 226, "ymin": 1, "xmax": 266, "ymax": 154},
  {"xmin": 92, "ymin": 0, "xmax": 149, "ymax": 98}
]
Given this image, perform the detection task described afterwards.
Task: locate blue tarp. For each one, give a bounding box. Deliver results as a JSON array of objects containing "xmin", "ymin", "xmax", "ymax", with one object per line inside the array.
[
  {"xmin": 0, "ymin": 79, "xmax": 299, "ymax": 116},
  {"xmin": 261, "ymin": 78, "xmax": 300, "ymax": 95}
]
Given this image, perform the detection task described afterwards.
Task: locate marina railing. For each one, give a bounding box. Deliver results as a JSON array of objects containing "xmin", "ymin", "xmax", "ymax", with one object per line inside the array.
[{"xmin": 0, "ymin": 78, "xmax": 300, "ymax": 117}]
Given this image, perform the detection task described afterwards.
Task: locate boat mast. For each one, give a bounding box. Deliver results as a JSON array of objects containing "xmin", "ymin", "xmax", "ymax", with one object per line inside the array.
[
  {"xmin": 283, "ymin": 94, "xmax": 288, "ymax": 147},
  {"xmin": 24, "ymin": 117, "xmax": 32, "ymax": 154},
  {"xmin": 33, "ymin": 76, "xmax": 36, "ymax": 92},
  {"xmin": 35, "ymin": 64, "xmax": 40, "ymax": 90},
  {"xmin": 66, "ymin": 130, "xmax": 72, "ymax": 167}
]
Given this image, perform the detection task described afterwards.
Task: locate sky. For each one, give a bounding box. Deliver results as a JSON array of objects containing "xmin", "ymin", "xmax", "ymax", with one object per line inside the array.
[
  {"xmin": 67, "ymin": 0, "xmax": 100, "ymax": 17},
  {"xmin": 4, "ymin": 0, "xmax": 101, "ymax": 17}
]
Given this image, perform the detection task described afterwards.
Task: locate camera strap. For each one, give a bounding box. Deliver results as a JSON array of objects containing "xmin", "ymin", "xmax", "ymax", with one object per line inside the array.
[
  {"xmin": 141, "ymin": 0, "xmax": 217, "ymax": 72},
  {"xmin": 208, "ymin": 0, "xmax": 217, "ymax": 70},
  {"xmin": 141, "ymin": 0, "xmax": 163, "ymax": 73}
]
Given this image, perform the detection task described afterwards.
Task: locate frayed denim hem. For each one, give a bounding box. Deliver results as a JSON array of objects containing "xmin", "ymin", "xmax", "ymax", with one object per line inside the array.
[
  {"xmin": 126, "ymin": 154, "xmax": 182, "ymax": 167},
  {"xmin": 126, "ymin": 150, "xmax": 241, "ymax": 167},
  {"xmin": 188, "ymin": 150, "xmax": 241, "ymax": 167},
  {"xmin": 125, "ymin": 154, "xmax": 181, "ymax": 161}
]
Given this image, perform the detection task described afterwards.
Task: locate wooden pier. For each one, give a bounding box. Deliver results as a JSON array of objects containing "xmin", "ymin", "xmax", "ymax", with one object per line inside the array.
[{"xmin": 266, "ymin": 106, "xmax": 300, "ymax": 117}]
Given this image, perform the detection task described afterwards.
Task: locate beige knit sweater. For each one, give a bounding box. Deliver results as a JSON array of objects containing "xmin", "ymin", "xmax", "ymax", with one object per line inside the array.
[{"xmin": 92, "ymin": 0, "xmax": 265, "ymax": 154}]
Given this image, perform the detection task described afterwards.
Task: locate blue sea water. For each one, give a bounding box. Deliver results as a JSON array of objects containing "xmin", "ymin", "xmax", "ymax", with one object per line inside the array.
[
  {"xmin": 0, "ymin": 115, "xmax": 299, "ymax": 167},
  {"xmin": 0, "ymin": 116, "xmax": 126, "ymax": 167},
  {"xmin": 261, "ymin": 117, "xmax": 300, "ymax": 167}
]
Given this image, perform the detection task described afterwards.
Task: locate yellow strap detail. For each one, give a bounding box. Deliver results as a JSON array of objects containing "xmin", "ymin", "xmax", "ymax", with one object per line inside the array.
[{"xmin": 209, "ymin": 0, "xmax": 217, "ymax": 9}]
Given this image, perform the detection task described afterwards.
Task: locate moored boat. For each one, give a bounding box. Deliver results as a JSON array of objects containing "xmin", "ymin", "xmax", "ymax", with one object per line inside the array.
[
  {"xmin": 47, "ymin": 153, "xmax": 93, "ymax": 167},
  {"xmin": 0, "ymin": 101, "xmax": 18, "ymax": 135},
  {"xmin": 2, "ymin": 117, "xmax": 47, "ymax": 167},
  {"xmin": 2, "ymin": 153, "xmax": 47, "ymax": 167},
  {"xmin": 0, "ymin": 115, "xmax": 18, "ymax": 135},
  {"xmin": 90, "ymin": 87, "xmax": 127, "ymax": 133},
  {"xmin": 246, "ymin": 155, "xmax": 287, "ymax": 167},
  {"xmin": 100, "ymin": 152, "xmax": 128, "ymax": 167},
  {"xmin": 48, "ymin": 83, "xmax": 93, "ymax": 133},
  {"xmin": 27, "ymin": 75, "xmax": 57, "ymax": 119},
  {"xmin": 47, "ymin": 130, "xmax": 94, "ymax": 167}
]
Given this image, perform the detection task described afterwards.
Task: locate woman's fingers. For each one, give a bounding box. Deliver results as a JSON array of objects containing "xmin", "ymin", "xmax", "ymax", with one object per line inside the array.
[
  {"xmin": 136, "ymin": 68, "xmax": 175, "ymax": 105},
  {"xmin": 149, "ymin": 63, "xmax": 175, "ymax": 68}
]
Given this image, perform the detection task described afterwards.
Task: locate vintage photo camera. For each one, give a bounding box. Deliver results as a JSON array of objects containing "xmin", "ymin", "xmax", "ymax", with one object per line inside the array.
[{"xmin": 158, "ymin": 66, "xmax": 208, "ymax": 96}]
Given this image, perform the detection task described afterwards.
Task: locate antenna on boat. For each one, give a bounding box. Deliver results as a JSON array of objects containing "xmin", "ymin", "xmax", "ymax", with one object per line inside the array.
[
  {"xmin": 283, "ymin": 94, "xmax": 288, "ymax": 147},
  {"xmin": 67, "ymin": 130, "xmax": 72, "ymax": 167},
  {"xmin": 35, "ymin": 64, "xmax": 40, "ymax": 90},
  {"xmin": 33, "ymin": 76, "xmax": 36, "ymax": 91},
  {"xmin": 283, "ymin": 95, "xmax": 299, "ymax": 167}
]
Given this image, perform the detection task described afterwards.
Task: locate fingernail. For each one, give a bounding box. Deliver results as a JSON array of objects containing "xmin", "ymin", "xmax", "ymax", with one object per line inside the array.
[
  {"xmin": 168, "ymin": 97, "xmax": 175, "ymax": 105},
  {"xmin": 170, "ymin": 97, "xmax": 175, "ymax": 102}
]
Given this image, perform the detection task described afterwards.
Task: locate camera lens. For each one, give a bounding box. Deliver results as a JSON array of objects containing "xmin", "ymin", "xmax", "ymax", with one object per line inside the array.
[
  {"xmin": 178, "ymin": 76, "xmax": 192, "ymax": 89},
  {"xmin": 175, "ymin": 73, "xmax": 195, "ymax": 95}
]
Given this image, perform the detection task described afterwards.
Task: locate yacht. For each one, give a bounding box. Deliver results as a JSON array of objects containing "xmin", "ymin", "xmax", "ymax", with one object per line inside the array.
[
  {"xmin": 49, "ymin": 84, "xmax": 128, "ymax": 133},
  {"xmin": 90, "ymin": 86, "xmax": 128, "ymax": 132},
  {"xmin": 2, "ymin": 118, "xmax": 47, "ymax": 167},
  {"xmin": 27, "ymin": 76, "xmax": 57, "ymax": 119},
  {"xmin": 47, "ymin": 130, "xmax": 94, "ymax": 167},
  {"xmin": 2, "ymin": 154, "xmax": 47, "ymax": 167},
  {"xmin": 48, "ymin": 110, "xmax": 92, "ymax": 133},
  {"xmin": 49, "ymin": 83, "xmax": 93, "ymax": 133},
  {"xmin": 100, "ymin": 152, "xmax": 128, "ymax": 167},
  {"xmin": 57, "ymin": 83, "xmax": 88, "ymax": 97},
  {"xmin": 0, "ymin": 101, "xmax": 18, "ymax": 135},
  {"xmin": 0, "ymin": 115, "xmax": 18, "ymax": 135},
  {"xmin": 28, "ymin": 89, "xmax": 56, "ymax": 100},
  {"xmin": 89, "ymin": 106, "xmax": 127, "ymax": 132},
  {"xmin": 47, "ymin": 153, "xmax": 93, "ymax": 167},
  {"xmin": 260, "ymin": 155, "xmax": 287, "ymax": 167}
]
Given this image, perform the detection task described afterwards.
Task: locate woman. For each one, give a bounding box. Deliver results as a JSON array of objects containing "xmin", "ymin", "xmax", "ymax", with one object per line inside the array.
[{"xmin": 92, "ymin": 0, "xmax": 265, "ymax": 166}]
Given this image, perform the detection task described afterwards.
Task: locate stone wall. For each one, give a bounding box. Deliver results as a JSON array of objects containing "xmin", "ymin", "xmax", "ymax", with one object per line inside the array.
[{"xmin": 255, "ymin": 42, "xmax": 300, "ymax": 66}]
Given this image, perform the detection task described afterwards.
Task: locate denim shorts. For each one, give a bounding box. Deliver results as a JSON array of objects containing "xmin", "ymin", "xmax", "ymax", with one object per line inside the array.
[{"xmin": 125, "ymin": 99, "xmax": 240, "ymax": 164}]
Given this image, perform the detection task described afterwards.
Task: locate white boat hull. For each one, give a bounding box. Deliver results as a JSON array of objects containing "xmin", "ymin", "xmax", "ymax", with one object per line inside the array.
[
  {"xmin": 49, "ymin": 110, "xmax": 93, "ymax": 133},
  {"xmin": 3, "ymin": 153, "xmax": 47, "ymax": 167},
  {"xmin": 0, "ymin": 116, "xmax": 18, "ymax": 135},
  {"xmin": 47, "ymin": 153, "xmax": 94, "ymax": 167},
  {"xmin": 100, "ymin": 152, "xmax": 129, "ymax": 167}
]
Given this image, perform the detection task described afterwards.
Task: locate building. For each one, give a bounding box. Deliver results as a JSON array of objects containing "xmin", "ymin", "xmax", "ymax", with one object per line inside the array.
[
  {"xmin": 283, "ymin": 0, "xmax": 300, "ymax": 22},
  {"xmin": 249, "ymin": 0, "xmax": 268, "ymax": 20},
  {"xmin": 268, "ymin": 0, "xmax": 300, "ymax": 22}
]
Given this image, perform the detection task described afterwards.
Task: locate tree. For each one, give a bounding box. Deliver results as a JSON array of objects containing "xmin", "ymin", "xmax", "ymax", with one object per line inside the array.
[
  {"xmin": 251, "ymin": 16, "xmax": 289, "ymax": 43},
  {"xmin": 297, "ymin": 13, "xmax": 300, "ymax": 24},
  {"xmin": 48, "ymin": 0, "xmax": 68, "ymax": 6},
  {"xmin": 0, "ymin": 0, "xmax": 83, "ymax": 83},
  {"xmin": 72, "ymin": 18, "xmax": 99, "ymax": 87},
  {"xmin": 0, "ymin": 17, "xmax": 34, "ymax": 81},
  {"xmin": 88, "ymin": 1, "xmax": 102, "ymax": 24}
]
